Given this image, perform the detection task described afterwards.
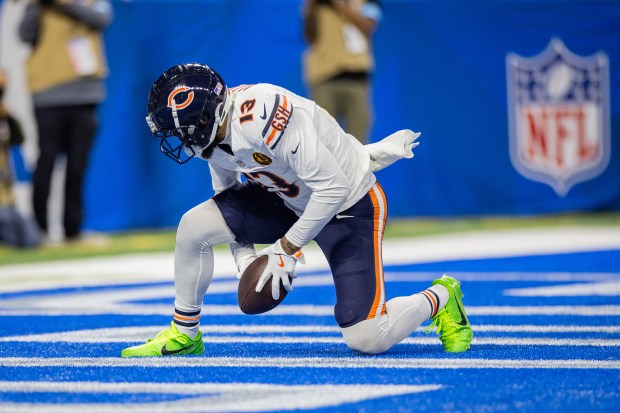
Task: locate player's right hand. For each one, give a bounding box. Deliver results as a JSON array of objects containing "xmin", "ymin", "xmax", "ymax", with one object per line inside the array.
[{"xmin": 255, "ymin": 239, "xmax": 305, "ymax": 300}]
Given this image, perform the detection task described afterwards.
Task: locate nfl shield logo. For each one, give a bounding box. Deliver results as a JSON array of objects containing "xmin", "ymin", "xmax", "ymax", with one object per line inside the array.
[{"xmin": 506, "ymin": 38, "xmax": 610, "ymax": 196}]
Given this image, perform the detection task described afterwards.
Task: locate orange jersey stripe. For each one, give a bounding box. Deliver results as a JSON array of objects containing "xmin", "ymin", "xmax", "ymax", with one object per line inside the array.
[{"xmin": 266, "ymin": 127, "xmax": 278, "ymax": 145}]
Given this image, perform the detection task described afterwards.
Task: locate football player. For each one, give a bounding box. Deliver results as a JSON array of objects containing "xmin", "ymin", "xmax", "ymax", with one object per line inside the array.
[{"xmin": 121, "ymin": 63, "xmax": 472, "ymax": 357}]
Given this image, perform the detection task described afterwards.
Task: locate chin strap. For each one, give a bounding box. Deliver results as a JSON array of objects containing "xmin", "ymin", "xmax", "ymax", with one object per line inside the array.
[{"xmin": 171, "ymin": 99, "xmax": 195, "ymax": 137}]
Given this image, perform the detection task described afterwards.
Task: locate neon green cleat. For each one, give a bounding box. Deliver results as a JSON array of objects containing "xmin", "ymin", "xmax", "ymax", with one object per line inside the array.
[
  {"xmin": 121, "ymin": 322, "xmax": 204, "ymax": 357},
  {"xmin": 425, "ymin": 275, "xmax": 473, "ymax": 352}
]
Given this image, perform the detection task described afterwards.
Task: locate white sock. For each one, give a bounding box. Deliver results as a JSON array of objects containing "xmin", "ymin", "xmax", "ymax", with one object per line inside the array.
[{"xmin": 177, "ymin": 325, "xmax": 200, "ymax": 340}]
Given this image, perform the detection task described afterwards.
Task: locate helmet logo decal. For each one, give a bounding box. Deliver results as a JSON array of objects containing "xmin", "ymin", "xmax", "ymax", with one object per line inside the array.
[{"xmin": 167, "ymin": 86, "xmax": 195, "ymax": 110}]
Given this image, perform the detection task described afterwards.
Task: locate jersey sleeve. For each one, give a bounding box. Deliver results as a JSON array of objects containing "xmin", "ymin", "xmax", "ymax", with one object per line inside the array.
[{"xmin": 269, "ymin": 105, "xmax": 350, "ymax": 248}]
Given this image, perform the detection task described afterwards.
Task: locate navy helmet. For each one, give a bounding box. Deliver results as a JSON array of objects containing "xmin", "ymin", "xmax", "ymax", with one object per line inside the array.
[{"xmin": 146, "ymin": 63, "xmax": 231, "ymax": 163}]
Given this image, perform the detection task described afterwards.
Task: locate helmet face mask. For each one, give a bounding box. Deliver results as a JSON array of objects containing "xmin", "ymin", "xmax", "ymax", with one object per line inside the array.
[{"xmin": 146, "ymin": 63, "xmax": 230, "ymax": 164}]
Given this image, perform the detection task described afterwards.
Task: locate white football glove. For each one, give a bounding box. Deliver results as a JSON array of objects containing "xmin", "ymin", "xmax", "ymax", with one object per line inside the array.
[
  {"xmin": 256, "ymin": 239, "xmax": 305, "ymax": 300},
  {"xmin": 365, "ymin": 129, "xmax": 421, "ymax": 172}
]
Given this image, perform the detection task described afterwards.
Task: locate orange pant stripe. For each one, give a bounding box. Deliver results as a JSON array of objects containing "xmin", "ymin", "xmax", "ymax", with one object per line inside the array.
[{"xmin": 367, "ymin": 183, "xmax": 388, "ymax": 320}]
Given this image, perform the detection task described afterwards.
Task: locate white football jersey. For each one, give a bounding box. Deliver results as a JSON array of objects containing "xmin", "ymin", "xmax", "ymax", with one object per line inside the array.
[{"xmin": 205, "ymin": 83, "xmax": 376, "ymax": 247}]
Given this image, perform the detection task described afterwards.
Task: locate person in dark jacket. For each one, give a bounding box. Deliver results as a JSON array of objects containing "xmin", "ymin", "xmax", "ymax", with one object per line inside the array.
[{"xmin": 19, "ymin": 0, "xmax": 112, "ymax": 242}]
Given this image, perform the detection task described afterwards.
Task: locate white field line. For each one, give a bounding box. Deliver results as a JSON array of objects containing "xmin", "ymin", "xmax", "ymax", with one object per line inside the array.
[
  {"xmin": 504, "ymin": 281, "xmax": 620, "ymax": 296},
  {"xmin": 1, "ymin": 324, "xmax": 617, "ymax": 345},
  {"xmin": 0, "ymin": 381, "xmax": 439, "ymax": 395},
  {"xmin": 1, "ymin": 357, "xmax": 619, "ymax": 369},
  {"xmin": 1, "ymin": 329, "xmax": 619, "ymax": 347},
  {"xmin": 472, "ymin": 324, "xmax": 620, "ymax": 333},
  {"xmin": 17, "ymin": 335, "xmax": 614, "ymax": 347},
  {"xmin": 0, "ymin": 381, "xmax": 441, "ymax": 413},
  {"xmin": 181, "ymin": 336, "xmax": 620, "ymax": 347},
  {"xmin": 1, "ymin": 304, "xmax": 620, "ymax": 317},
  {"xmin": 384, "ymin": 272, "xmax": 620, "ymax": 282}
]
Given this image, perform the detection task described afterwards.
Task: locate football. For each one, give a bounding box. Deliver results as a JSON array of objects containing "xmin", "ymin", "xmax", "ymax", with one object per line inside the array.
[{"xmin": 237, "ymin": 255, "xmax": 292, "ymax": 314}]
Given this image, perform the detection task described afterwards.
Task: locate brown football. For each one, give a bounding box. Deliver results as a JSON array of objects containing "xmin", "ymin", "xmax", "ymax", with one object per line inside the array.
[{"xmin": 237, "ymin": 255, "xmax": 292, "ymax": 314}]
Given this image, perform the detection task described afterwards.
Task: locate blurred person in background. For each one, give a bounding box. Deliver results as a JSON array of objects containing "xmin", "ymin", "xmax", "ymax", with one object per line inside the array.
[
  {"xmin": 0, "ymin": 69, "xmax": 40, "ymax": 248},
  {"xmin": 18, "ymin": 0, "xmax": 112, "ymax": 244},
  {"xmin": 302, "ymin": 0, "xmax": 381, "ymax": 144}
]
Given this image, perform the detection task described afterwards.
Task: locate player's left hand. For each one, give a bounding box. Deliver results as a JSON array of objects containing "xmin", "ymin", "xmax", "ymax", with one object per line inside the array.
[{"xmin": 256, "ymin": 239, "xmax": 305, "ymax": 300}]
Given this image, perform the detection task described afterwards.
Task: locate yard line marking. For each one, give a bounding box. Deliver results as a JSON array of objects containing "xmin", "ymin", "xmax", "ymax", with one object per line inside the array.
[
  {"xmin": 0, "ymin": 325, "xmax": 340, "ymax": 342},
  {"xmin": 0, "ymin": 382, "xmax": 441, "ymax": 413},
  {"xmin": 385, "ymin": 272, "xmax": 620, "ymax": 282},
  {"xmin": 468, "ymin": 305, "xmax": 620, "ymax": 316},
  {"xmin": 2, "ymin": 324, "xmax": 616, "ymax": 344},
  {"xmin": 194, "ymin": 337, "xmax": 620, "ymax": 346},
  {"xmin": 1, "ymin": 330, "xmax": 619, "ymax": 347},
  {"xmin": 1, "ymin": 304, "xmax": 620, "ymax": 317},
  {"xmin": 0, "ymin": 381, "xmax": 440, "ymax": 394},
  {"xmin": 1, "ymin": 357, "xmax": 619, "ymax": 369},
  {"xmin": 472, "ymin": 324, "xmax": 620, "ymax": 333},
  {"xmin": 504, "ymin": 281, "xmax": 620, "ymax": 296}
]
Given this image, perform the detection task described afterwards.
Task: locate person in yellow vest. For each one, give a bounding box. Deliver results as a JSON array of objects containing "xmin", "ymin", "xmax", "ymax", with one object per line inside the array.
[
  {"xmin": 303, "ymin": 0, "xmax": 382, "ymax": 144},
  {"xmin": 19, "ymin": 0, "xmax": 112, "ymax": 243}
]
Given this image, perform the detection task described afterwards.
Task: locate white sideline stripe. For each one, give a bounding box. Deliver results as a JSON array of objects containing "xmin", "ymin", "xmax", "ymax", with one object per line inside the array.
[
  {"xmin": 1, "ymin": 304, "xmax": 620, "ymax": 316},
  {"xmin": 2, "ymin": 226, "xmax": 620, "ymax": 293},
  {"xmin": 0, "ymin": 382, "xmax": 441, "ymax": 413},
  {"xmin": 1, "ymin": 357, "xmax": 619, "ymax": 370},
  {"xmin": 0, "ymin": 381, "xmax": 439, "ymax": 395},
  {"xmin": 1, "ymin": 269, "xmax": 618, "ymax": 296}
]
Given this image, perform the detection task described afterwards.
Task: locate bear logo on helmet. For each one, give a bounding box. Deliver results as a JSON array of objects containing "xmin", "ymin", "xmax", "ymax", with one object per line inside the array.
[{"xmin": 167, "ymin": 86, "xmax": 194, "ymax": 110}]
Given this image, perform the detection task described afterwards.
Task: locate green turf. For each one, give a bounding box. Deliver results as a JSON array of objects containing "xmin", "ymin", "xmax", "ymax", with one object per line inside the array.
[{"xmin": 1, "ymin": 212, "xmax": 618, "ymax": 266}]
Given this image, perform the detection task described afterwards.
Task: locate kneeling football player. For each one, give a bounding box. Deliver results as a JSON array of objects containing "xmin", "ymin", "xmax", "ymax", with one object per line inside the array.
[{"xmin": 121, "ymin": 63, "xmax": 472, "ymax": 357}]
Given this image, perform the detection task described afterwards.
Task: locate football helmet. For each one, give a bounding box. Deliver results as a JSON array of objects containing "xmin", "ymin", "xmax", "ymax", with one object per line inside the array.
[{"xmin": 146, "ymin": 63, "xmax": 231, "ymax": 163}]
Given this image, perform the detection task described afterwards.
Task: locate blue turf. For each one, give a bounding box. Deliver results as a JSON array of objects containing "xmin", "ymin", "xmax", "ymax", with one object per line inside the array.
[{"xmin": 0, "ymin": 249, "xmax": 619, "ymax": 412}]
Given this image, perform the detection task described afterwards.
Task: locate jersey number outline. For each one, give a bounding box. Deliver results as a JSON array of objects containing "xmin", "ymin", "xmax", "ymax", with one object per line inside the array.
[
  {"xmin": 239, "ymin": 99, "xmax": 256, "ymax": 124},
  {"xmin": 243, "ymin": 171, "xmax": 299, "ymax": 198}
]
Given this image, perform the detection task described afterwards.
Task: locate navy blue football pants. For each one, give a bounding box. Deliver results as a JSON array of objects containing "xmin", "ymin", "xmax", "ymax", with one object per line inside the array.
[{"xmin": 213, "ymin": 181, "xmax": 388, "ymax": 328}]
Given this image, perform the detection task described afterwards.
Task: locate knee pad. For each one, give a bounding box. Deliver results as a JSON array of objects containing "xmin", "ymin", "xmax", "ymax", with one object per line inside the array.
[{"xmin": 341, "ymin": 318, "xmax": 392, "ymax": 355}]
